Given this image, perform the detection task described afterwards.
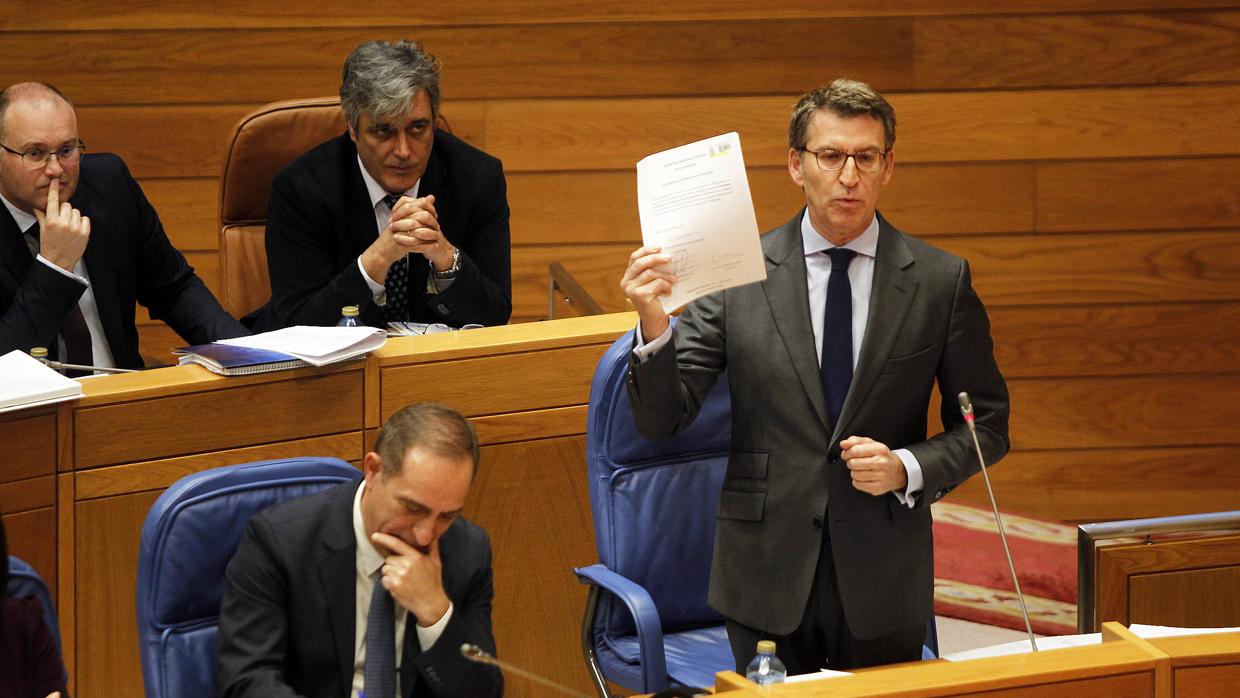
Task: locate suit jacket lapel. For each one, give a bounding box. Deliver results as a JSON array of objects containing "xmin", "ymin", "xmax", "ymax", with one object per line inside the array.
[
  {"xmin": 835, "ymin": 215, "xmax": 917, "ymax": 439},
  {"xmin": 318, "ymin": 482, "xmax": 360, "ymax": 697},
  {"xmin": 761, "ymin": 211, "xmax": 830, "ymax": 431}
]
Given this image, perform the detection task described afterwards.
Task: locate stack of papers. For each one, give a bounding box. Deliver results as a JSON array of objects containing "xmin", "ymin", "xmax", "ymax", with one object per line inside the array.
[
  {"xmin": 177, "ymin": 326, "xmax": 386, "ymax": 376},
  {"xmin": 0, "ymin": 349, "xmax": 83, "ymax": 413}
]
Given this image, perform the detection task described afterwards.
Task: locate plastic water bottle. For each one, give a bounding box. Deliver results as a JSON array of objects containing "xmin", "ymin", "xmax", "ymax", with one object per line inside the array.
[
  {"xmin": 337, "ymin": 305, "xmax": 361, "ymax": 327},
  {"xmin": 745, "ymin": 640, "xmax": 786, "ymax": 685}
]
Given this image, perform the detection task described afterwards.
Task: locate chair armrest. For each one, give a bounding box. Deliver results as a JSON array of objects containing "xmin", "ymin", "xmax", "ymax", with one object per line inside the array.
[{"xmin": 573, "ymin": 564, "xmax": 668, "ymax": 691}]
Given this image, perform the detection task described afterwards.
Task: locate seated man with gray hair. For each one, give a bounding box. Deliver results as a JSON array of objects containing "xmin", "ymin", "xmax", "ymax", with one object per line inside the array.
[{"xmin": 264, "ymin": 40, "xmax": 511, "ymax": 330}]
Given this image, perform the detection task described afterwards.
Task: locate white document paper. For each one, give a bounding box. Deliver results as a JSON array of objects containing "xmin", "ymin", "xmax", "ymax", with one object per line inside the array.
[
  {"xmin": 943, "ymin": 633, "xmax": 1100, "ymax": 662},
  {"xmin": 637, "ymin": 132, "xmax": 766, "ymax": 313},
  {"xmin": 1129, "ymin": 624, "xmax": 1240, "ymax": 638},
  {"xmin": 217, "ymin": 326, "xmax": 386, "ymax": 366},
  {"xmin": 0, "ymin": 349, "xmax": 83, "ymax": 413}
]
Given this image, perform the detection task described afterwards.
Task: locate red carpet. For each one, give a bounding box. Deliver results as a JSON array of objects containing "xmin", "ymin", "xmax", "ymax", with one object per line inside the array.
[{"xmin": 932, "ymin": 502, "xmax": 1077, "ymax": 635}]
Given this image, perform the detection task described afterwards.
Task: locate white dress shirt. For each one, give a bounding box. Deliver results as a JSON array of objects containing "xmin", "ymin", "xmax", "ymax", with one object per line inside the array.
[
  {"xmin": 634, "ymin": 212, "xmax": 923, "ymax": 505},
  {"xmin": 2, "ymin": 193, "xmax": 117, "ymax": 370},
  {"xmin": 351, "ymin": 481, "xmax": 454, "ymax": 698}
]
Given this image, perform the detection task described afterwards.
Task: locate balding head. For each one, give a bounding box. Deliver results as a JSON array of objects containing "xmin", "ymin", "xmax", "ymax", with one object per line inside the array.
[{"xmin": 0, "ymin": 82, "xmax": 74, "ymax": 142}]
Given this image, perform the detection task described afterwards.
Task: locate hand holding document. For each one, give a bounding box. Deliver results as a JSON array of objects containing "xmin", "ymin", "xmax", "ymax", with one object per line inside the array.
[{"xmin": 636, "ymin": 132, "xmax": 766, "ymax": 313}]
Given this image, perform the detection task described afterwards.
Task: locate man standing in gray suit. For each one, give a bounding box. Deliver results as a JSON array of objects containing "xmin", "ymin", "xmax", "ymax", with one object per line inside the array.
[{"xmin": 620, "ymin": 79, "xmax": 1010, "ymax": 674}]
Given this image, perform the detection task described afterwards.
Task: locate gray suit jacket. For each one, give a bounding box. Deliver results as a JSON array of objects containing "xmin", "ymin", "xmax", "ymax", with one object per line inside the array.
[{"xmin": 628, "ymin": 210, "xmax": 1009, "ymax": 639}]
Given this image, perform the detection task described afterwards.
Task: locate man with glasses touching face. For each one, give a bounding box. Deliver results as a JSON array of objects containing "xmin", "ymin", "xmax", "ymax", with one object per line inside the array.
[
  {"xmin": 621, "ymin": 80, "xmax": 1010, "ymax": 673},
  {"xmin": 0, "ymin": 82, "xmax": 246, "ymax": 370}
]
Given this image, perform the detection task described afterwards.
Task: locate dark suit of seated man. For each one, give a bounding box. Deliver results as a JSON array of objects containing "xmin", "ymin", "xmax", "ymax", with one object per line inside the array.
[
  {"xmin": 0, "ymin": 82, "xmax": 248, "ymax": 370},
  {"xmin": 264, "ymin": 40, "xmax": 511, "ymax": 331},
  {"xmin": 218, "ymin": 402, "xmax": 503, "ymax": 698}
]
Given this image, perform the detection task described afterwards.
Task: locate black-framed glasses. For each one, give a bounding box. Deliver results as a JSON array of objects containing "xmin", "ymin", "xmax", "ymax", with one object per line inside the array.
[
  {"xmin": 0, "ymin": 141, "xmax": 86, "ymax": 170},
  {"xmin": 802, "ymin": 147, "xmax": 887, "ymax": 173}
]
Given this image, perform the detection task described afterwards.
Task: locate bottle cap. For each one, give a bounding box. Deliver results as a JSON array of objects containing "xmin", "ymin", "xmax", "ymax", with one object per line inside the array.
[
  {"xmin": 30, "ymin": 347, "xmax": 49, "ymax": 359},
  {"xmin": 341, "ymin": 305, "xmax": 360, "ymax": 317},
  {"xmin": 756, "ymin": 640, "xmax": 776, "ymax": 654}
]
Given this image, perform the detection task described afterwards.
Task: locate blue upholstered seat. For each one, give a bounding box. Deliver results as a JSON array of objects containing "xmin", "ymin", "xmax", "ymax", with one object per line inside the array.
[{"xmin": 135, "ymin": 457, "xmax": 361, "ymax": 698}]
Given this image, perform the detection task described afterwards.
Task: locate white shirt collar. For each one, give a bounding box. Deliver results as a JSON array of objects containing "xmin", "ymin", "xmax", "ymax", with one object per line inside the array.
[
  {"xmin": 352, "ymin": 480, "xmax": 384, "ymax": 577},
  {"xmin": 356, "ymin": 156, "xmax": 420, "ymax": 209},
  {"xmin": 0, "ymin": 191, "xmax": 37, "ymax": 232},
  {"xmin": 800, "ymin": 211, "xmax": 880, "ymax": 258}
]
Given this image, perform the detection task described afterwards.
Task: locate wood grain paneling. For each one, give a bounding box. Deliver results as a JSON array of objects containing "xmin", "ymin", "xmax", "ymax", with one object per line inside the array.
[
  {"xmin": 380, "ymin": 344, "xmax": 606, "ymax": 419},
  {"xmin": 0, "ymin": 476, "xmax": 54, "ymax": 515},
  {"xmin": 470, "ymin": 435, "xmax": 595, "ymax": 695},
  {"xmin": 1, "ymin": 507, "xmax": 56, "ymax": 600},
  {"xmin": 139, "ymin": 177, "xmax": 220, "ymax": 251},
  {"xmin": 77, "ymin": 101, "xmax": 487, "ymax": 179},
  {"xmin": 915, "ymin": 11, "xmax": 1240, "ymax": 88},
  {"xmin": 947, "ymin": 446, "xmax": 1240, "ymax": 523},
  {"xmin": 1009, "ymin": 374, "xmax": 1240, "ymax": 450},
  {"xmin": 73, "ymin": 370, "xmax": 363, "ymax": 467},
  {"xmin": 0, "ymin": 20, "xmax": 914, "ymax": 104},
  {"xmin": 16, "ymin": 1, "xmax": 1240, "ymax": 31},
  {"xmin": 990, "ymin": 302, "xmax": 1240, "ymax": 378},
  {"xmin": 74, "ymin": 490, "xmax": 158, "ymax": 698},
  {"xmin": 485, "ymin": 85, "xmax": 1240, "ymax": 172},
  {"xmin": 949, "ymin": 230, "xmax": 1240, "ymax": 306},
  {"xmin": 74, "ymin": 432, "xmax": 363, "ymax": 499},
  {"xmin": 1036, "ymin": 158, "xmax": 1240, "ymax": 233},
  {"xmin": 0, "ymin": 411, "xmax": 57, "ymax": 483},
  {"xmin": 1129, "ymin": 566, "xmax": 1240, "ymax": 627}
]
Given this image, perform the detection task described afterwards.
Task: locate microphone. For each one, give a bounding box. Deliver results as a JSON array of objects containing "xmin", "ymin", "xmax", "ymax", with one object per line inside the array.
[
  {"xmin": 957, "ymin": 392, "xmax": 1038, "ymax": 652},
  {"xmin": 461, "ymin": 644, "xmax": 593, "ymax": 698},
  {"xmin": 31, "ymin": 347, "xmax": 139, "ymax": 374}
]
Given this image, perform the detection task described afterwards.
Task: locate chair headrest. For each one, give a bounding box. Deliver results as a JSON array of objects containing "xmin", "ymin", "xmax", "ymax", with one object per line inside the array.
[{"xmin": 220, "ymin": 98, "xmax": 346, "ymax": 225}]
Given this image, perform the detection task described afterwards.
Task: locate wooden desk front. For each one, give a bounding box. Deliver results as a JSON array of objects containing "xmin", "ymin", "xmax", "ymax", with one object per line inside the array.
[{"xmin": 4, "ymin": 313, "xmax": 632, "ymax": 698}]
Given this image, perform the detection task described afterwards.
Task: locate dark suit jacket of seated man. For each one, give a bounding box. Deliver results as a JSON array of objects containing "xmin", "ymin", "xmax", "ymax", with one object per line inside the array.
[
  {"xmin": 0, "ymin": 85, "xmax": 247, "ymax": 367},
  {"xmin": 264, "ymin": 129, "xmax": 512, "ymax": 330},
  {"xmin": 218, "ymin": 403, "xmax": 502, "ymax": 698}
]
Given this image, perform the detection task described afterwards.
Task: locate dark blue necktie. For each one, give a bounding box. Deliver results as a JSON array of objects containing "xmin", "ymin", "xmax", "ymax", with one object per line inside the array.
[
  {"xmin": 382, "ymin": 194, "xmax": 410, "ymax": 322},
  {"xmin": 364, "ymin": 573, "xmax": 397, "ymax": 698},
  {"xmin": 821, "ymin": 248, "xmax": 857, "ymax": 427}
]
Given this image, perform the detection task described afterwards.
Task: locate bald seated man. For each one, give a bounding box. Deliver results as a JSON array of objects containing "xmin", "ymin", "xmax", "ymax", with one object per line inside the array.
[{"xmin": 0, "ymin": 82, "xmax": 247, "ymax": 370}]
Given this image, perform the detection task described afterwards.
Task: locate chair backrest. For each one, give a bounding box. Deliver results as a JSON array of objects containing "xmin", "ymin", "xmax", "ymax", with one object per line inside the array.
[
  {"xmin": 6, "ymin": 555, "xmax": 64, "ymax": 666},
  {"xmin": 136, "ymin": 457, "xmax": 361, "ymax": 698},
  {"xmin": 218, "ymin": 98, "xmax": 347, "ymax": 318},
  {"xmin": 217, "ymin": 99, "xmax": 454, "ymax": 319},
  {"xmin": 586, "ymin": 327, "xmax": 732, "ymax": 639}
]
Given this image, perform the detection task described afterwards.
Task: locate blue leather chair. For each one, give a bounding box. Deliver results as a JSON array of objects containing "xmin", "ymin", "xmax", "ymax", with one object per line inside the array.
[
  {"xmin": 6, "ymin": 554, "xmax": 66, "ymax": 679},
  {"xmin": 136, "ymin": 457, "xmax": 361, "ymax": 698},
  {"xmin": 573, "ymin": 329, "xmax": 938, "ymax": 696},
  {"xmin": 574, "ymin": 328, "xmax": 735, "ymax": 695}
]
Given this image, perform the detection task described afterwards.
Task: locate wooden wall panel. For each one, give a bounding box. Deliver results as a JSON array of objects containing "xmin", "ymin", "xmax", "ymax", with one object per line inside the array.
[
  {"xmin": 6, "ymin": 3, "xmax": 1240, "ymax": 693},
  {"xmin": 15, "ymin": 1, "xmax": 1240, "ymax": 31},
  {"xmin": 914, "ymin": 11, "xmax": 1240, "ymax": 88}
]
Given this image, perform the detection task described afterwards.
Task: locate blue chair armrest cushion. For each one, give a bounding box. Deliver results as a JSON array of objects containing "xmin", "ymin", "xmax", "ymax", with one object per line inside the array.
[{"xmin": 574, "ymin": 563, "xmax": 668, "ymax": 690}]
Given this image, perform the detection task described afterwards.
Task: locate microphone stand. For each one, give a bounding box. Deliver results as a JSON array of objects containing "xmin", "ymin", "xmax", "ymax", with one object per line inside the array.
[
  {"xmin": 957, "ymin": 392, "xmax": 1038, "ymax": 652},
  {"xmin": 461, "ymin": 644, "xmax": 593, "ymax": 697},
  {"xmin": 39, "ymin": 358, "xmax": 139, "ymax": 374}
]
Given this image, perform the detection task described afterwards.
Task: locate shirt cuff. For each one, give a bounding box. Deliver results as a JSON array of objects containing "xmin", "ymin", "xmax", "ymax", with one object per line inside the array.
[
  {"xmin": 414, "ymin": 602, "xmax": 454, "ymax": 651},
  {"xmin": 631, "ymin": 320, "xmax": 672, "ymax": 363},
  {"xmin": 891, "ymin": 448, "xmax": 923, "ymax": 509},
  {"xmin": 36, "ymin": 254, "xmax": 88, "ymax": 285},
  {"xmin": 358, "ymin": 256, "xmax": 387, "ymax": 301}
]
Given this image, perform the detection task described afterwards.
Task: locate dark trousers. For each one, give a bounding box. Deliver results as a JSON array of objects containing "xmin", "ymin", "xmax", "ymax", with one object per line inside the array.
[{"xmin": 725, "ymin": 522, "xmax": 925, "ymax": 674}]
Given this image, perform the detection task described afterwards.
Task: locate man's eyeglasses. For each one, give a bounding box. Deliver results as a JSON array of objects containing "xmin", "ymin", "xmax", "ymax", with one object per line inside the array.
[
  {"xmin": 802, "ymin": 148, "xmax": 887, "ymax": 173},
  {"xmin": 0, "ymin": 141, "xmax": 87, "ymax": 170}
]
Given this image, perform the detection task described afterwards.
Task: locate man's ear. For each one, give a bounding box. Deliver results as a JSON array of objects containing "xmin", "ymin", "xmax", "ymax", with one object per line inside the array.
[{"xmin": 788, "ymin": 147, "xmax": 806, "ymax": 188}]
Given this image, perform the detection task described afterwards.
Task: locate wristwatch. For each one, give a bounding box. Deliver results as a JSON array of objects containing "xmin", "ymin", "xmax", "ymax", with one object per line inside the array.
[{"xmin": 431, "ymin": 248, "xmax": 461, "ymax": 279}]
